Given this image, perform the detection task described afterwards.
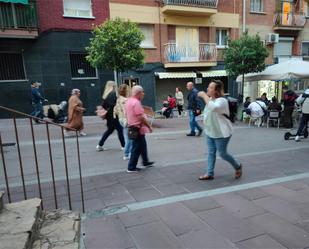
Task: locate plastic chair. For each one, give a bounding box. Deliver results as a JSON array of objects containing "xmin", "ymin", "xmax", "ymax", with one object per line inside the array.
[
  {"xmin": 267, "ymin": 111, "xmax": 280, "ymax": 128},
  {"xmin": 249, "ymin": 115, "xmax": 263, "ymax": 127}
]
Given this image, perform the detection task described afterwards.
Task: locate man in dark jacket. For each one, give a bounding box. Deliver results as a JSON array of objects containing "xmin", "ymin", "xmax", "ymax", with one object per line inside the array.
[
  {"xmin": 30, "ymin": 81, "xmax": 47, "ymax": 123},
  {"xmin": 282, "ymin": 86, "xmax": 298, "ymax": 128},
  {"xmin": 186, "ymin": 81, "xmax": 203, "ymax": 136}
]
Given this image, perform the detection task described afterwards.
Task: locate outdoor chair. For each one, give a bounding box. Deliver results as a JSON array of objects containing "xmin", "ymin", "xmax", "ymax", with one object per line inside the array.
[
  {"xmin": 267, "ymin": 111, "xmax": 280, "ymax": 128},
  {"xmin": 248, "ymin": 114, "xmax": 263, "ymax": 127}
]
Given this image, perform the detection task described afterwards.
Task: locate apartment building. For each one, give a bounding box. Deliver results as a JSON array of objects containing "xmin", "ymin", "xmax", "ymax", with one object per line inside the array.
[
  {"xmin": 110, "ymin": 0, "xmax": 240, "ymax": 109},
  {"xmin": 0, "ymin": 0, "xmax": 111, "ymax": 116},
  {"xmin": 239, "ymin": 0, "xmax": 309, "ymax": 99}
]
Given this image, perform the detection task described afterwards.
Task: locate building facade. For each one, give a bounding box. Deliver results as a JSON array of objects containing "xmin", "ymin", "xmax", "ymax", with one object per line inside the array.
[
  {"xmin": 109, "ymin": 0, "xmax": 240, "ymax": 110},
  {"xmin": 0, "ymin": 0, "xmax": 112, "ymax": 117},
  {"xmin": 239, "ymin": 0, "xmax": 309, "ymax": 100}
]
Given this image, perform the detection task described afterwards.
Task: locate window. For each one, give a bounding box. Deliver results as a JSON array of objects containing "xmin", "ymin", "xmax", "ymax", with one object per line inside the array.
[
  {"xmin": 63, "ymin": 0, "xmax": 93, "ymax": 18},
  {"xmin": 139, "ymin": 25, "xmax": 154, "ymax": 48},
  {"xmin": 302, "ymin": 42, "xmax": 309, "ymax": 56},
  {"xmin": 216, "ymin": 29, "xmax": 228, "ymax": 48},
  {"xmin": 305, "ymin": 1, "xmax": 309, "ymax": 17},
  {"xmin": 250, "ymin": 0, "xmax": 263, "ymax": 12},
  {"xmin": 0, "ymin": 53, "xmax": 26, "ymax": 81},
  {"xmin": 69, "ymin": 53, "xmax": 97, "ymax": 79}
]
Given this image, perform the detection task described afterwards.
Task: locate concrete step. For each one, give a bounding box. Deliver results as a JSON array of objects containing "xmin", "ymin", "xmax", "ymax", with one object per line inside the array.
[
  {"xmin": 0, "ymin": 198, "xmax": 42, "ymax": 249},
  {"xmin": 0, "ymin": 191, "xmax": 4, "ymax": 213},
  {"xmin": 32, "ymin": 209, "xmax": 80, "ymax": 249}
]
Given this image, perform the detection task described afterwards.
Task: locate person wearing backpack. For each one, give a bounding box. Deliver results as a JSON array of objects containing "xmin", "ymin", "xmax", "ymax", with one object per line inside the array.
[
  {"xmin": 197, "ymin": 79, "xmax": 242, "ymax": 181},
  {"xmin": 295, "ymin": 88, "xmax": 309, "ymax": 142}
]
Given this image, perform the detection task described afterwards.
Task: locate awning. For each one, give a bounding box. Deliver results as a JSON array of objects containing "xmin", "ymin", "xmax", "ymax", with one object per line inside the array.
[
  {"xmin": 155, "ymin": 72, "xmax": 196, "ymax": 79},
  {"xmin": 200, "ymin": 70, "xmax": 227, "ymax": 78},
  {"xmin": 0, "ymin": 0, "xmax": 28, "ymax": 4}
]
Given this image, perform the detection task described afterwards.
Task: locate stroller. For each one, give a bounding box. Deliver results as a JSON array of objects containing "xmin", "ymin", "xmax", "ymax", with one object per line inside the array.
[{"xmin": 44, "ymin": 101, "xmax": 67, "ymax": 123}]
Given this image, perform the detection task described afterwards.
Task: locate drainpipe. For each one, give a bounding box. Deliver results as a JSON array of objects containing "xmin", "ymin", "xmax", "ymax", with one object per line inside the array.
[{"xmin": 242, "ymin": 0, "xmax": 246, "ymax": 33}]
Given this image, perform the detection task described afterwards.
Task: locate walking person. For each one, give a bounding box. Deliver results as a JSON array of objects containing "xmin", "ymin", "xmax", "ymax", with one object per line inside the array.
[
  {"xmin": 96, "ymin": 81, "xmax": 125, "ymax": 151},
  {"xmin": 282, "ymin": 86, "xmax": 298, "ymax": 128},
  {"xmin": 175, "ymin": 87, "xmax": 184, "ymax": 116},
  {"xmin": 295, "ymin": 88, "xmax": 309, "ymax": 142},
  {"xmin": 186, "ymin": 82, "xmax": 203, "ymax": 136},
  {"xmin": 65, "ymin": 89, "xmax": 86, "ymax": 137},
  {"xmin": 114, "ymin": 84, "xmax": 132, "ymax": 160},
  {"xmin": 126, "ymin": 85, "xmax": 154, "ymax": 172},
  {"xmin": 30, "ymin": 81, "xmax": 47, "ymax": 123},
  {"xmin": 197, "ymin": 80, "xmax": 242, "ymax": 180}
]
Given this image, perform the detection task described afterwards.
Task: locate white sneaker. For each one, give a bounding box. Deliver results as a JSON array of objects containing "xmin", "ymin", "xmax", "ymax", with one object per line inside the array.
[
  {"xmin": 295, "ymin": 135, "xmax": 300, "ymax": 142},
  {"xmin": 96, "ymin": 145, "xmax": 104, "ymax": 151},
  {"xmin": 79, "ymin": 131, "xmax": 87, "ymax": 136},
  {"xmin": 121, "ymin": 147, "xmax": 124, "ymax": 151},
  {"xmin": 123, "ymin": 156, "xmax": 130, "ymax": 160},
  {"xmin": 64, "ymin": 130, "xmax": 70, "ymax": 137}
]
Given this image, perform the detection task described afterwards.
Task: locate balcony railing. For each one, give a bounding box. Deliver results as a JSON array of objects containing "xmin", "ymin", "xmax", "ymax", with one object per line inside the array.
[
  {"xmin": 164, "ymin": 42, "xmax": 217, "ymax": 63},
  {"xmin": 0, "ymin": 1, "xmax": 38, "ymax": 29},
  {"xmin": 274, "ymin": 12, "xmax": 306, "ymax": 28},
  {"xmin": 163, "ymin": 0, "xmax": 218, "ymax": 8}
]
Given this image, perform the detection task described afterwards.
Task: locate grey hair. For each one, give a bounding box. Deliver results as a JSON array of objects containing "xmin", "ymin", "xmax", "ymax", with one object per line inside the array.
[
  {"xmin": 71, "ymin": 88, "xmax": 80, "ymax": 95},
  {"xmin": 131, "ymin": 85, "xmax": 144, "ymax": 96}
]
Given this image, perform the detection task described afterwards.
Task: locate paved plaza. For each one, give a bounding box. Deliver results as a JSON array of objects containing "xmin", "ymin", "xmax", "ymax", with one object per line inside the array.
[{"xmin": 1, "ymin": 116, "xmax": 309, "ymax": 248}]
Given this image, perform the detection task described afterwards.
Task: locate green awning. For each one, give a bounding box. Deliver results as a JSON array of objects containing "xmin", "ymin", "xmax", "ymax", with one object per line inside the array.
[{"xmin": 0, "ymin": 0, "xmax": 28, "ymax": 4}]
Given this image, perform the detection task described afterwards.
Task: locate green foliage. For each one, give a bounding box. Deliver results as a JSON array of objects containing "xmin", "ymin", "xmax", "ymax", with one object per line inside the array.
[
  {"xmin": 86, "ymin": 17, "xmax": 145, "ymax": 72},
  {"xmin": 224, "ymin": 32, "xmax": 269, "ymax": 77}
]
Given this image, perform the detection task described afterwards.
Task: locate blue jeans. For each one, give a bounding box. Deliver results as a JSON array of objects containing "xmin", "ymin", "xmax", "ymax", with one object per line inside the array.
[
  {"xmin": 189, "ymin": 110, "xmax": 202, "ymax": 134},
  {"xmin": 128, "ymin": 135, "xmax": 149, "ymax": 170},
  {"xmin": 123, "ymin": 126, "xmax": 132, "ymax": 158},
  {"xmin": 31, "ymin": 102, "xmax": 44, "ymax": 120},
  {"xmin": 206, "ymin": 135, "xmax": 240, "ymax": 176}
]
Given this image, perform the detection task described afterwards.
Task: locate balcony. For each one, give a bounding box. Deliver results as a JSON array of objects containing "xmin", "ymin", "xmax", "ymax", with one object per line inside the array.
[
  {"xmin": 273, "ymin": 12, "xmax": 306, "ymax": 32},
  {"xmin": 161, "ymin": 0, "xmax": 218, "ymax": 16},
  {"xmin": 164, "ymin": 42, "xmax": 217, "ymax": 68},
  {"xmin": 0, "ymin": 1, "xmax": 38, "ymax": 38}
]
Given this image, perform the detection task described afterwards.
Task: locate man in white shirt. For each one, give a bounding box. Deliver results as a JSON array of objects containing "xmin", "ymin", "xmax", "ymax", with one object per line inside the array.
[{"xmin": 248, "ymin": 98, "xmax": 267, "ymax": 117}]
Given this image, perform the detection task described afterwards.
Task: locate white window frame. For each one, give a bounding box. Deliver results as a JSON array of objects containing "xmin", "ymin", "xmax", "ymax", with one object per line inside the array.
[
  {"xmin": 301, "ymin": 41, "xmax": 309, "ymax": 56},
  {"xmin": 216, "ymin": 29, "xmax": 228, "ymax": 48},
  {"xmin": 250, "ymin": 0, "xmax": 263, "ymax": 13},
  {"xmin": 139, "ymin": 24, "xmax": 155, "ymax": 49},
  {"xmin": 63, "ymin": 0, "xmax": 94, "ymax": 19}
]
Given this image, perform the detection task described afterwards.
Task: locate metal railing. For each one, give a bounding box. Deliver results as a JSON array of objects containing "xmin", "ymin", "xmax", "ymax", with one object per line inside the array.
[
  {"xmin": 0, "ymin": 106, "xmax": 85, "ymax": 212},
  {"xmin": 163, "ymin": 0, "xmax": 218, "ymax": 8},
  {"xmin": 164, "ymin": 42, "xmax": 217, "ymax": 63},
  {"xmin": 274, "ymin": 12, "xmax": 306, "ymax": 27},
  {"xmin": 0, "ymin": 0, "xmax": 38, "ymax": 29}
]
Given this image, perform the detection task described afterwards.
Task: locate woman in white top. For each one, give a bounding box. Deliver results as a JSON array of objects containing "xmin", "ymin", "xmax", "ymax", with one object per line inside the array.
[
  {"xmin": 198, "ymin": 80, "xmax": 242, "ymax": 180},
  {"xmin": 175, "ymin": 87, "xmax": 184, "ymax": 116}
]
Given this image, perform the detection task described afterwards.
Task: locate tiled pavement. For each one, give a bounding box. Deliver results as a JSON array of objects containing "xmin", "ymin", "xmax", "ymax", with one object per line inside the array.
[{"xmin": 81, "ymin": 176, "xmax": 309, "ymax": 249}]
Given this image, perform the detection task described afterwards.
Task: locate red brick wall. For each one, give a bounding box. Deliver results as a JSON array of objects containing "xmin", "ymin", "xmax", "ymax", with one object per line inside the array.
[
  {"xmin": 38, "ymin": 0, "xmax": 109, "ymax": 32},
  {"xmin": 217, "ymin": 0, "xmax": 236, "ymax": 13}
]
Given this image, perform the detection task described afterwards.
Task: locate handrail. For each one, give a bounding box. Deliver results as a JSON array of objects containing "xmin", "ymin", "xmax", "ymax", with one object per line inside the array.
[
  {"xmin": 0, "ymin": 105, "xmax": 85, "ymax": 212},
  {"xmin": 0, "ymin": 105, "xmax": 76, "ymax": 131}
]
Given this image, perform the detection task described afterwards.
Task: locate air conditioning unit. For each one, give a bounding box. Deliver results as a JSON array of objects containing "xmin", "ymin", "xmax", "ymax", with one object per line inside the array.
[{"xmin": 266, "ymin": 33, "xmax": 279, "ymax": 44}]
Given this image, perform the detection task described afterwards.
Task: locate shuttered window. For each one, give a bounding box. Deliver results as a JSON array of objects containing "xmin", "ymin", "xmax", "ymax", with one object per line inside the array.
[
  {"xmin": 63, "ymin": 0, "xmax": 93, "ymax": 18},
  {"xmin": 69, "ymin": 53, "xmax": 97, "ymax": 79},
  {"xmin": 0, "ymin": 52, "xmax": 26, "ymax": 81},
  {"xmin": 302, "ymin": 42, "xmax": 309, "ymax": 56},
  {"xmin": 250, "ymin": 0, "xmax": 263, "ymax": 12},
  {"xmin": 139, "ymin": 25, "xmax": 154, "ymax": 48}
]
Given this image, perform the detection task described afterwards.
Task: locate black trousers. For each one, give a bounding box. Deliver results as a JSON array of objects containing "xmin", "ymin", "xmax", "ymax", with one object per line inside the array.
[
  {"xmin": 99, "ymin": 118, "xmax": 125, "ymax": 147},
  {"xmin": 177, "ymin": 104, "xmax": 183, "ymax": 115},
  {"xmin": 296, "ymin": 114, "xmax": 309, "ymax": 136}
]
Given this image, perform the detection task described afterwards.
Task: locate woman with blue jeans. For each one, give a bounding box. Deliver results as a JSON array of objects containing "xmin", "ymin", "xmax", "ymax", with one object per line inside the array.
[
  {"xmin": 198, "ymin": 80, "xmax": 242, "ymax": 180},
  {"xmin": 114, "ymin": 84, "xmax": 132, "ymax": 160}
]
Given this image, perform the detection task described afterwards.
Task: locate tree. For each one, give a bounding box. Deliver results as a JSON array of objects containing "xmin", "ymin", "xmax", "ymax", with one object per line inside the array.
[
  {"xmin": 86, "ymin": 17, "xmax": 145, "ymax": 84},
  {"xmin": 224, "ymin": 32, "xmax": 269, "ymax": 96}
]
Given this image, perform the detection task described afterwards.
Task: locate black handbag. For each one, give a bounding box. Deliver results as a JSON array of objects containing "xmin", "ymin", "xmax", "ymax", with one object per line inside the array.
[{"xmin": 128, "ymin": 126, "xmax": 140, "ymax": 140}]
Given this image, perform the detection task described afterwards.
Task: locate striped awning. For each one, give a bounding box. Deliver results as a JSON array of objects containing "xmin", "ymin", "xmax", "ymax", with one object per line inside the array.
[
  {"xmin": 200, "ymin": 70, "xmax": 227, "ymax": 78},
  {"xmin": 155, "ymin": 72, "xmax": 196, "ymax": 79}
]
